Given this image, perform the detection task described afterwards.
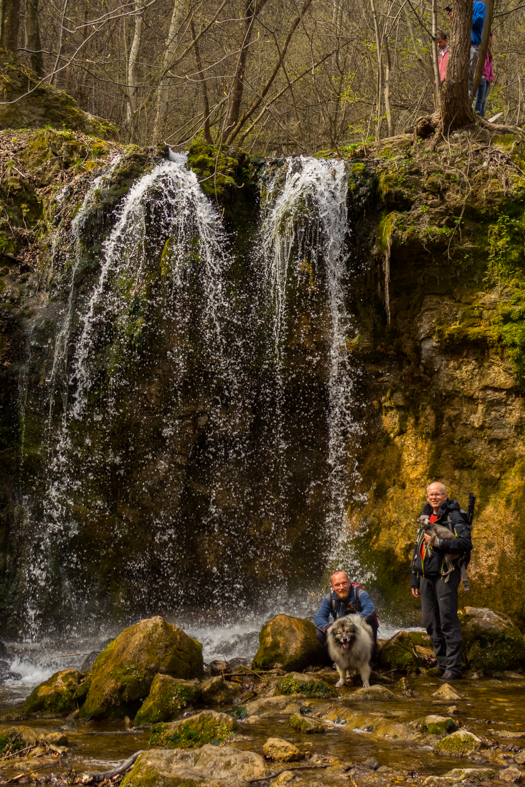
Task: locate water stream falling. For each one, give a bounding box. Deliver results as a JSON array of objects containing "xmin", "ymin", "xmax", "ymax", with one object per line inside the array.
[{"xmin": 17, "ymin": 152, "xmax": 364, "ymax": 637}]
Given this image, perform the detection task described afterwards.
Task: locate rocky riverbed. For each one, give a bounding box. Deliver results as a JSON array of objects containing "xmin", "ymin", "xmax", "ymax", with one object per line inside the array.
[{"xmin": 1, "ymin": 610, "xmax": 525, "ymax": 786}]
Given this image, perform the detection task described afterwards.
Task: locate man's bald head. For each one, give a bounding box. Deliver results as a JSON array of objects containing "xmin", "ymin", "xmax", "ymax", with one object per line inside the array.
[
  {"xmin": 427, "ymin": 481, "xmax": 447, "ymax": 495},
  {"xmin": 330, "ymin": 570, "xmax": 350, "ymax": 600}
]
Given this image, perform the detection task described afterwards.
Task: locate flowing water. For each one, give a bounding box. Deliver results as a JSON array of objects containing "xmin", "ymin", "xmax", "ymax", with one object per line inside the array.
[{"xmin": 13, "ymin": 152, "xmax": 365, "ymax": 638}]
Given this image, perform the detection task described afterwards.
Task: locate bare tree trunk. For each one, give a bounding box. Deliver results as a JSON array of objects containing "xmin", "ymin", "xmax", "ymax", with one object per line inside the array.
[
  {"xmin": 153, "ymin": 0, "xmax": 187, "ymax": 142},
  {"xmin": 368, "ymin": 0, "xmax": 383, "ymax": 141},
  {"xmin": 383, "ymin": 36, "xmax": 393, "ymax": 136},
  {"xmin": 441, "ymin": 0, "xmax": 475, "ymax": 131},
  {"xmin": 125, "ymin": 0, "xmax": 144, "ymax": 141},
  {"xmin": 473, "ymin": 0, "xmax": 494, "ymax": 96},
  {"xmin": 431, "ymin": 0, "xmax": 442, "ymax": 110},
  {"xmin": 221, "ymin": 0, "xmax": 264, "ymax": 143},
  {"xmin": 25, "ymin": 0, "xmax": 44, "ymax": 75},
  {"xmin": 0, "ymin": 0, "xmax": 21, "ymax": 55},
  {"xmin": 191, "ymin": 18, "xmax": 212, "ymax": 143},
  {"xmin": 50, "ymin": 0, "xmax": 68, "ymax": 85},
  {"xmin": 223, "ymin": 0, "xmax": 312, "ymax": 145}
]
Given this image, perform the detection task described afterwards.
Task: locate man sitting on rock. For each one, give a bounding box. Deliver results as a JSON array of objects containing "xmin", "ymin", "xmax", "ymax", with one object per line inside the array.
[
  {"xmin": 314, "ymin": 570, "xmax": 378, "ymax": 646},
  {"xmin": 411, "ymin": 481, "xmax": 473, "ymax": 681}
]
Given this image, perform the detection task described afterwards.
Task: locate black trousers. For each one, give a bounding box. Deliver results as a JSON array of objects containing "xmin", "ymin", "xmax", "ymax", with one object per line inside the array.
[
  {"xmin": 316, "ymin": 614, "xmax": 378, "ymax": 648},
  {"xmin": 420, "ymin": 568, "xmax": 463, "ymax": 675}
]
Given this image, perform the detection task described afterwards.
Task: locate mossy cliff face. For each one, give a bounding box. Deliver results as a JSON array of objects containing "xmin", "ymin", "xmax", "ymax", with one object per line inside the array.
[
  {"xmin": 336, "ymin": 129, "xmax": 525, "ymax": 627},
  {"xmin": 2, "ymin": 119, "xmax": 525, "ymax": 633}
]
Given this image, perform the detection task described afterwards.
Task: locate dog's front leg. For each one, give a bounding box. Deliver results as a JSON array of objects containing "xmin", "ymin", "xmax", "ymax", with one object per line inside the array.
[
  {"xmin": 335, "ymin": 665, "xmax": 346, "ymax": 688},
  {"xmin": 360, "ymin": 664, "xmax": 371, "ymax": 688}
]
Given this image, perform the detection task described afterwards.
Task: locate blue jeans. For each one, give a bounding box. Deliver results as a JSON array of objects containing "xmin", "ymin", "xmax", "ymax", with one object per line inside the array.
[{"xmin": 475, "ymin": 77, "xmax": 490, "ymax": 117}]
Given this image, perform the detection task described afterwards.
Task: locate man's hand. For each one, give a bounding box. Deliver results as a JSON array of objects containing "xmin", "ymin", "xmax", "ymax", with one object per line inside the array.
[
  {"xmin": 424, "ymin": 533, "xmax": 438, "ymax": 547},
  {"xmin": 411, "ymin": 588, "xmax": 420, "ymax": 598}
]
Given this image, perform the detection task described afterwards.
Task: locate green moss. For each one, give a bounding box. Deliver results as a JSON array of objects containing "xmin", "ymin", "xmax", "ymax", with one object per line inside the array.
[
  {"xmin": 150, "ymin": 713, "xmax": 235, "ymax": 749},
  {"xmin": 435, "ymin": 732, "xmax": 480, "ymax": 757},
  {"xmin": 135, "ymin": 676, "xmax": 200, "ymax": 724},
  {"xmin": 121, "ymin": 755, "xmax": 203, "ymax": 787},
  {"xmin": 275, "ymin": 675, "xmax": 336, "ymax": 698},
  {"xmin": 23, "ymin": 669, "xmax": 82, "ymax": 716},
  {"xmin": 421, "ymin": 718, "xmax": 458, "ymax": 734},
  {"xmin": 378, "ymin": 632, "xmax": 421, "ymax": 673}
]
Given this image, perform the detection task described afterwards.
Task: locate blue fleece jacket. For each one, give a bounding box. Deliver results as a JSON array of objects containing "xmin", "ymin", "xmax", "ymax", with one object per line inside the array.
[
  {"xmin": 314, "ymin": 584, "xmax": 376, "ymax": 632},
  {"xmin": 472, "ymin": 1, "xmax": 485, "ymax": 45}
]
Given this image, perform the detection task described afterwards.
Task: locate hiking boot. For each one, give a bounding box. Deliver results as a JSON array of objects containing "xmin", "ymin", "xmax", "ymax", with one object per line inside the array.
[{"xmin": 440, "ymin": 670, "xmax": 461, "ymax": 681}]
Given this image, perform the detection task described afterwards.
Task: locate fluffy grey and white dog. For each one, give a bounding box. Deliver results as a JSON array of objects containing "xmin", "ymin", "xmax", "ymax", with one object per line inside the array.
[{"xmin": 327, "ymin": 615, "xmax": 374, "ymax": 688}]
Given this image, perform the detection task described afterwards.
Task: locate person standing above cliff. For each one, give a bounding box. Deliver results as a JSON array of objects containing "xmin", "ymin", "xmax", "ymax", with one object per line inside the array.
[
  {"xmin": 474, "ymin": 32, "xmax": 494, "ymax": 116},
  {"xmin": 437, "ymin": 31, "xmax": 450, "ymax": 84},
  {"xmin": 411, "ymin": 482, "xmax": 473, "ymax": 681},
  {"xmin": 446, "ymin": 1, "xmax": 485, "ymax": 99}
]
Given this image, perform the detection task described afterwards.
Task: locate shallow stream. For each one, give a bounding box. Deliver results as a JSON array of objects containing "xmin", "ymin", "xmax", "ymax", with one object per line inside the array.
[{"xmin": 2, "ymin": 626, "xmax": 525, "ymax": 783}]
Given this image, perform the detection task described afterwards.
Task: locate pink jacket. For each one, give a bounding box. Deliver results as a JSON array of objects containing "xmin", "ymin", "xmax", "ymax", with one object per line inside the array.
[
  {"xmin": 438, "ymin": 46, "xmax": 450, "ymax": 83},
  {"xmin": 483, "ymin": 51, "xmax": 494, "ymax": 82}
]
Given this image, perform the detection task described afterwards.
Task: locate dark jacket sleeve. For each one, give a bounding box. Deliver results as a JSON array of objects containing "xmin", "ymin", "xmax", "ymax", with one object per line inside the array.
[
  {"xmin": 438, "ymin": 509, "xmax": 473, "ymax": 553},
  {"xmin": 355, "ymin": 587, "xmax": 376, "ymax": 618},
  {"xmin": 314, "ymin": 596, "xmax": 333, "ymax": 631}
]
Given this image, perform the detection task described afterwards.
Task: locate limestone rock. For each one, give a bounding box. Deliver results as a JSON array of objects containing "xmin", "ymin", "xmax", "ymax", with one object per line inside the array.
[
  {"xmin": 121, "ymin": 744, "xmax": 270, "ymax": 787},
  {"xmin": 23, "ymin": 669, "xmax": 83, "ymax": 717},
  {"xmin": 418, "ymin": 715, "xmax": 459, "ymax": 735},
  {"xmin": 274, "ymin": 673, "xmax": 336, "ymax": 698},
  {"xmin": 252, "ymin": 614, "xmax": 327, "ymax": 671},
  {"xmin": 460, "ymin": 607, "xmax": 525, "ymax": 672},
  {"xmin": 352, "ymin": 684, "xmax": 395, "ymax": 701},
  {"xmin": 150, "ymin": 710, "xmax": 236, "ymax": 749},
  {"xmin": 262, "ymin": 737, "xmax": 302, "ymax": 762},
  {"xmin": 432, "ymin": 684, "xmax": 463, "ymax": 701},
  {"xmin": 2, "ymin": 726, "xmax": 40, "ymax": 746},
  {"xmin": 200, "ymin": 675, "xmax": 242, "ymax": 705},
  {"xmin": 377, "ymin": 631, "xmax": 422, "ymax": 673},
  {"xmin": 135, "ymin": 674, "xmax": 201, "ymax": 724},
  {"xmin": 434, "ymin": 729, "xmax": 482, "ymax": 757},
  {"xmin": 445, "ymin": 768, "xmax": 496, "ymax": 780},
  {"xmin": 499, "ymin": 767, "xmax": 523, "ymax": 783},
  {"xmin": 41, "ymin": 732, "xmax": 69, "ymax": 746},
  {"xmin": 515, "ymin": 752, "xmax": 525, "ymax": 765},
  {"xmin": 289, "ymin": 713, "xmax": 325, "ymax": 733},
  {"xmin": 81, "ymin": 616, "xmax": 203, "ymax": 719}
]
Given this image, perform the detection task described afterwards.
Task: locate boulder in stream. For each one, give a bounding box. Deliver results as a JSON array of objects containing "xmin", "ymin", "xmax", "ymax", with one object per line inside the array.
[
  {"xmin": 377, "ymin": 631, "xmax": 422, "ymax": 673},
  {"xmin": 262, "ymin": 737, "xmax": 303, "ymax": 762},
  {"xmin": 23, "ymin": 669, "xmax": 83, "ymax": 716},
  {"xmin": 460, "ymin": 607, "xmax": 525, "ymax": 673},
  {"xmin": 274, "ymin": 672, "xmax": 336, "ymax": 698},
  {"xmin": 135, "ymin": 674, "xmax": 201, "ymax": 724},
  {"xmin": 200, "ymin": 675, "xmax": 243, "ymax": 705},
  {"xmin": 289, "ymin": 712, "xmax": 325, "ymax": 733},
  {"xmin": 434, "ymin": 729, "xmax": 482, "ymax": 757},
  {"xmin": 121, "ymin": 744, "xmax": 270, "ymax": 787},
  {"xmin": 81, "ymin": 616, "xmax": 203, "ymax": 719},
  {"xmin": 150, "ymin": 710, "xmax": 237, "ymax": 749},
  {"xmin": 252, "ymin": 614, "xmax": 327, "ymax": 671}
]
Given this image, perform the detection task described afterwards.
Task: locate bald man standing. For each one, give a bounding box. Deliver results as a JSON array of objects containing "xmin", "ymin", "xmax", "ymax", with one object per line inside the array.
[{"xmin": 411, "ymin": 482, "xmax": 473, "ymax": 680}]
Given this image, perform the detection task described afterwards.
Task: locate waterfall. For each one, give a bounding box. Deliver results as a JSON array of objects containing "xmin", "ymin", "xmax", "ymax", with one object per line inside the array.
[
  {"xmin": 258, "ymin": 157, "xmax": 362, "ymax": 548},
  {"xmin": 18, "ymin": 152, "xmax": 364, "ymax": 636}
]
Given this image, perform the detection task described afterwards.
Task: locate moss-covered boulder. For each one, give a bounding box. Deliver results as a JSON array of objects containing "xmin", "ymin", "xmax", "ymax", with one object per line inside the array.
[
  {"xmin": 460, "ymin": 607, "xmax": 525, "ymax": 672},
  {"xmin": 434, "ymin": 729, "xmax": 482, "ymax": 757},
  {"xmin": 135, "ymin": 675, "xmax": 201, "ymax": 725},
  {"xmin": 23, "ymin": 669, "xmax": 83, "ymax": 716},
  {"xmin": 200, "ymin": 675, "xmax": 242, "ymax": 706},
  {"xmin": 289, "ymin": 713, "xmax": 325, "ymax": 733},
  {"xmin": 377, "ymin": 631, "xmax": 422, "ymax": 673},
  {"xmin": 121, "ymin": 745, "xmax": 270, "ymax": 787},
  {"xmin": 0, "ymin": 58, "xmax": 117, "ymax": 139},
  {"xmin": 251, "ymin": 614, "xmax": 327, "ymax": 671},
  {"xmin": 81, "ymin": 616, "xmax": 203, "ymax": 719},
  {"xmin": 0, "ymin": 726, "xmax": 39, "ymax": 752},
  {"xmin": 150, "ymin": 710, "xmax": 236, "ymax": 749},
  {"xmin": 274, "ymin": 673, "xmax": 337, "ymax": 698},
  {"xmin": 418, "ymin": 715, "xmax": 459, "ymax": 735}
]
